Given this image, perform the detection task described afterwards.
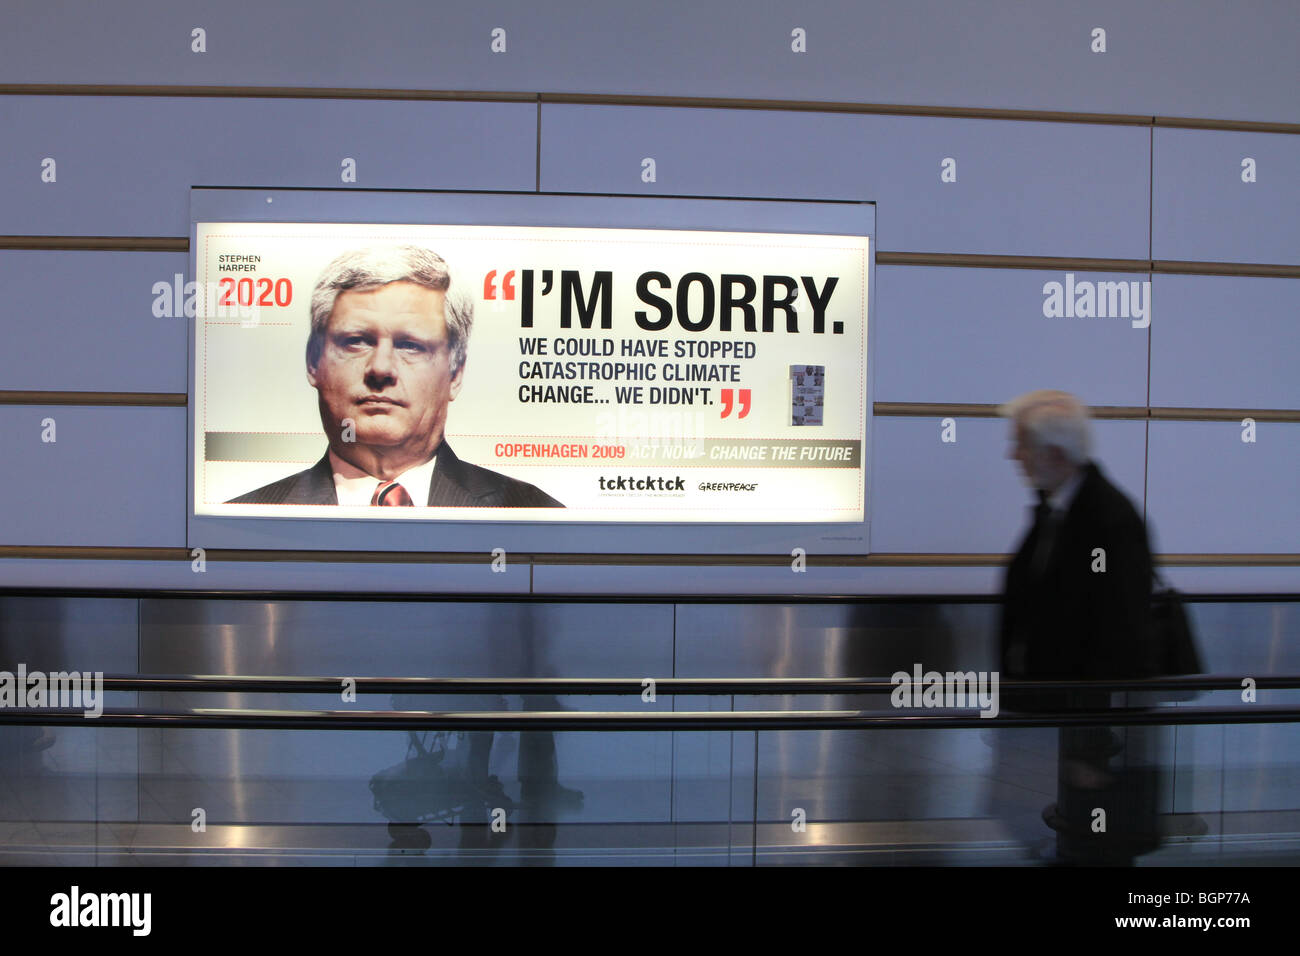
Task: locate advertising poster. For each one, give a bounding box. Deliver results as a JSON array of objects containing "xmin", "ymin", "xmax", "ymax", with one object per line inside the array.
[{"xmin": 193, "ymin": 222, "xmax": 869, "ymax": 522}]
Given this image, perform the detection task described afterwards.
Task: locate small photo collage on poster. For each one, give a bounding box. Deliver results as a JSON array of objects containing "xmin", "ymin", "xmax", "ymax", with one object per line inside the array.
[{"xmin": 790, "ymin": 364, "xmax": 825, "ymax": 426}]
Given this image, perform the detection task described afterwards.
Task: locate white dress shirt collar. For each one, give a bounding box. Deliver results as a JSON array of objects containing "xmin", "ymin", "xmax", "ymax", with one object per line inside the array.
[
  {"xmin": 1046, "ymin": 463, "xmax": 1087, "ymax": 516},
  {"xmin": 328, "ymin": 449, "xmax": 438, "ymax": 506}
]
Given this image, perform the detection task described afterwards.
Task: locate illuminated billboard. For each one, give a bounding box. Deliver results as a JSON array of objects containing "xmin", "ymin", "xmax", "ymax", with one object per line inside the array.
[{"xmin": 193, "ymin": 220, "xmax": 869, "ymax": 525}]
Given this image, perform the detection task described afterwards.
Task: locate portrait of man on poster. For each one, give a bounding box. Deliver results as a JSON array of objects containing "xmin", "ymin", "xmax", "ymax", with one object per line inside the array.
[{"xmin": 228, "ymin": 245, "xmax": 563, "ymax": 509}]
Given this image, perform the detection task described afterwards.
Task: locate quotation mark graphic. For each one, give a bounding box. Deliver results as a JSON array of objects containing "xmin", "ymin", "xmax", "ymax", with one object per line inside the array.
[
  {"xmin": 483, "ymin": 269, "xmax": 517, "ymax": 300},
  {"xmin": 719, "ymin": 389, "xmax": 752, "ymax": 419}
]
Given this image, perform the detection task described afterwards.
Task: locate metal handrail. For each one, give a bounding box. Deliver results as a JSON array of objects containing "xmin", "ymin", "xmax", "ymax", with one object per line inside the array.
[
  {"xmin": 0, "ymin": 704, "xmax": 1296, "ymax": 731},
  {"xmin": 76, "ymin": 673, "xmax": 1300, "ymax": 694}
]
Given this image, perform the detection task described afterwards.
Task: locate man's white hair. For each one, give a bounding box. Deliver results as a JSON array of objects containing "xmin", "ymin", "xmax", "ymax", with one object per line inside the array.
[
  {"xmin": 998, "ymin": 389, "xmax": 1093, "ymax": 465},
  {"xmin": 307, "ymin": 245, "xmax": 473, "ymax": 376}
]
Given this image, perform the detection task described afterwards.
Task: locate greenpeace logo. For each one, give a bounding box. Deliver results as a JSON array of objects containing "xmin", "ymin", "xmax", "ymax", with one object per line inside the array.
[
  {"xmin": 697, "ymin": 482, "xmax": 757, "ymax": 492},
  {"xmin": 1042, "ymin": 273, "xmax": 1150, "ymax": 328},
  {"xmin": 50, "ymin": 886, "xmax": 151, "ymax": 936},
  {"xmin": 890, "ymin": 664, "xmax": 999, "ymax": 718},
  {"xmin": 0, "ymin": 664, "xmax": 103, "ymax": 718}
]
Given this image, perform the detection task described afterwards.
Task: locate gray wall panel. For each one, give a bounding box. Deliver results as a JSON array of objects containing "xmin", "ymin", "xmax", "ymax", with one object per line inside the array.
[
  {"xmin": 1146, "ymin": 421, "xmax": 1300, "ymax": 554},
  {"xmin": 0, "ymin": 406, "xmax": 186, "ymax": 546},
  {"xmin": 541, "ymin": 105, "xmax": 1150, "ymax": 258},
  {"xmin": 875, "ymin": 266, "xmax": 1150, "ymax": 405},
  {"xmin": 0, "ymin": 595, "xmax": 138, "ymax": 673},
  {"xmin": 1188, "ymin": 602, "xmax": 1300, "ymax": 676},
  {"xmin": 138, "ymin": 599, "xmax": 672, "ymax": 677},
  {"xmin": 1149, "ymin": 275, "xmax": 1300, "ymax": 411},
  {"xmin": 1153, "ymin": 128, "xmax": 1300, "ymax": 265},
  {"xmin": 870, "ymin": 417, "xmax": 1148, "ymax": 553},
  {"xmin": 0, "ymin": 97, "xmax": 537, "ymax": 236},
  {"xmin": 674, "ymin": 602, "xmax": 998, "ymax": 678},
  {"xmin": 0, "ymin": 251, "xmax": 189, "ymax": 393},
  {"xmin": 3, "ymin": 2, "xmax": 1297, "ymax": 123}
]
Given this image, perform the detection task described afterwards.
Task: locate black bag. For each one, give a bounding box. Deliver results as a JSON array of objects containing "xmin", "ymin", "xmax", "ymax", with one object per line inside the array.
[{"xmin": 1149, "ymin": 572, "xmax": 1204, "ymax": 700}]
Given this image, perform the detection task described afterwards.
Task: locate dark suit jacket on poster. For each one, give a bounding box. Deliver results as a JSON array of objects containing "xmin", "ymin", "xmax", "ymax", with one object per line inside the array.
[
  {"xmin": 999, "ymin": 461, "xmax": 1155, "ymax": 712},
  {"xmin": 227, "ymin": 441, "xmax": 564, "ymax": 508}
]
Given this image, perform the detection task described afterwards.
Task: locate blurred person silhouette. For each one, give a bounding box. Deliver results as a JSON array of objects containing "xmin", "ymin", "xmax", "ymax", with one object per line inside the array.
[{"xmin": 998, "ymin": 390, "xmax": 1161, "ymax": 865}]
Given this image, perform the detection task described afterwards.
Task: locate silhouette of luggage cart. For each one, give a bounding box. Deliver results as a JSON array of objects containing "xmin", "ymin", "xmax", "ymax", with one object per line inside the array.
[{"xmin": 370, "ymin": 729, "xmax": 516, "ymax": 847}]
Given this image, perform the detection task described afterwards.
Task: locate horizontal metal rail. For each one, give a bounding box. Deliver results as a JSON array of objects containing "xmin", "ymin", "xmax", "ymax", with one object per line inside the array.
[
  {"xmin": 0, "ymin": 705, "xmax": 1296, "ymax": 731},
  {"xmin": 77, "ymin": 674, "xmax": 1300, "ymax": 694},
  {"xmin": 4, "ymin": 587, "xmax": 1299, "ymax": 604}
]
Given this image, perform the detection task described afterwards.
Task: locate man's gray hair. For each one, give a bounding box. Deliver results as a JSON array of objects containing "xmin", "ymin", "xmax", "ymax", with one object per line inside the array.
[
  {"xmin": 306, "ymin": 245, "xmax": 474, "ymax": 375},
  {"xmin": 998, "ymin": 389, "xmax": 1094, "ymax": 465}
]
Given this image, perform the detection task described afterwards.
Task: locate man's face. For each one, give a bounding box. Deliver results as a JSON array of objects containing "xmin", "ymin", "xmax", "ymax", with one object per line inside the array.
[
  {"xmin": 1008, "ymin": 420, "xmax": 1067, "ymax": 491},
  {"xmin": 307, "ymin": 281, "xmax": 463, "ymax": 465}
]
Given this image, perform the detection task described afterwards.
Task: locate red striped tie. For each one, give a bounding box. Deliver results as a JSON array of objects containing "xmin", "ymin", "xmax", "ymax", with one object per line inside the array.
[{"xmin": 371, "ymin": 480, "xmax": 414, "ymax": 506}]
